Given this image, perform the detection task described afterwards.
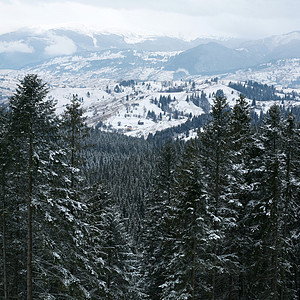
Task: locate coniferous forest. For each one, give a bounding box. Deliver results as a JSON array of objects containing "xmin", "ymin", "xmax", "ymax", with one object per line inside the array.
[{"xmin": 0, "ymin": 75, "xmax": 299, "ymax": 299}]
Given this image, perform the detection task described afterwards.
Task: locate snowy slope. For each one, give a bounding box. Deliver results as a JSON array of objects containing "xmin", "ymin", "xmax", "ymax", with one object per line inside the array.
[
  {"xmin": 224, "ymin": 59, "xmax": 300, "ymax": 88},
  {"xmin": 46, "ymin": 79, "xmax": 300, "ymax": 138},
  {"xmin": 1, "ymin": 70, "xmax": 300, "ymax": 139}
]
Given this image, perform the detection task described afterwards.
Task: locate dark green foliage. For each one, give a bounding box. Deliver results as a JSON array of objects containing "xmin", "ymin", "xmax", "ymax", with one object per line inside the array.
[
  {"xmin": 82, "ymin": 129, "xmax": 155, "ymax": 241},
  {"xmin": 147, "ymin": 113, "xmax": 209, "ymax": 147},
  {"xmin": 228, "ymin": 80, "xmax": 285, "ymax": 101},
  {"xmin": 199, "ymin": 96, "xmax": 241, "ymax": 299},
  {"xmin": 1, "ymin": 75, "xmax": 299, "ymax": 300},
  {"xmin": 141, "ymin": 142, "xmax": 179, "ymax": 300},
  {"xmin": 160, "ymin": 140, "xmax": 210, "ymax": 299},
  {"xmin": 8, "ymin": 74, "xmax": 58, "ymax": 299},
  {"xmin": 84, "ymin": 183, "xmax": 143, "ymax": 299},
  {"xmin": 228, "ymin": 95, "xmax": 257, "ymax": 298},
  {"xmin": 119, "ymin": 79, "xmax": 135, "ymax": 87}
]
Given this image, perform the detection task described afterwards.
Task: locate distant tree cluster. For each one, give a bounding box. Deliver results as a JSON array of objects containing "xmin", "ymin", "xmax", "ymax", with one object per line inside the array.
[
  {"xmin": 119, "ymin": 79, "xmax": 135, "ymax": 87},
  {"xmin": 187, "ymin": 91, "xmax": 211, "ymax": 113},
  {"xmin": 164, "ymin": 86, "xmax": 184, "ymax": 93},
  {"xmin": 228, "ymin": 80, "xmax": 283, "ymax": 101},
  {"xmin": 147, "ymin": 110, "xmax": 157, "ymax": 122},
  {"xmin": 158, "ymin": 95, "xmax": 173, "ymax": 112}
]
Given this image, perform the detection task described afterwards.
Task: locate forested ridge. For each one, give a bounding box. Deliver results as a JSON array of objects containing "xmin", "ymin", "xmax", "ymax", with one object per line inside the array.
[{"xmin": 0, "ymin": 75, "xmax": 299, "ymax": 299}]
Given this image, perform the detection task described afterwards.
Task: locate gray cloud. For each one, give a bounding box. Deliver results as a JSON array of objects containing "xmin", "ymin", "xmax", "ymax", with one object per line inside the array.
[
  {"xmin": 34, "ymin": 0, "xmax": 300, "ymax": 19},
  {"xmin": 44, "ymin": 34, "xmax": 77, "ymax": 56},
  {"xmin": 0, "ymin": 40, "xmax": 34, "ymax": 53},
  {"xmin": 0, "ymin": 0, "xmax": 299, "ymax": 39},
  {"xmin": 7, "ymin": 0, "xmax": 300, "ymax": 18}
]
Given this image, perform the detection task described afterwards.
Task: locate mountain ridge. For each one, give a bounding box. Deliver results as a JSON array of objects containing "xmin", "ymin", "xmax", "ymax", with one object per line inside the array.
[
  {"xmin": 0, "ymin": 29, "xmax": 300, "ymax": 89},
  {"xmin": 3, "ymin": 28, "xmax": 299, "ymax": 69}
]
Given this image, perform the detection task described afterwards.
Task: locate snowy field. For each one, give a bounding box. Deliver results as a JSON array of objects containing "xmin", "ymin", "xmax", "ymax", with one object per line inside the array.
[{"xmin": 1, "ymin": 70, "xmax": 300, "ymax": 138}]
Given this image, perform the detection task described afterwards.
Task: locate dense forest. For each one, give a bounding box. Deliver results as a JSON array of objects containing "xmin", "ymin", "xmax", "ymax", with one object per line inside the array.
[
  {"xmin": 0, "ymin": 75, "xmax": 299, "ymax": 299},
  {"xmin": 228, "ymin": 80, "xmax": 300, "ymax": 102}
]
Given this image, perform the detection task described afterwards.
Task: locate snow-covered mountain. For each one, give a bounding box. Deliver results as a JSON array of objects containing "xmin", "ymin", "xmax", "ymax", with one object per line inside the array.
[
  {"xmin": 1, "ymin": 28, "xmax": 300, "ymax": 139},
  {"xmin": 0, "ymin": 28, "xmax": 235, "ymax": 69},
  {"xmin": 167, "ymin": 31, "xmax": 300, "ymax": 77},
  {"xmin": 1, "ymin": 28, "xmax": 300, "ymax": 82}
]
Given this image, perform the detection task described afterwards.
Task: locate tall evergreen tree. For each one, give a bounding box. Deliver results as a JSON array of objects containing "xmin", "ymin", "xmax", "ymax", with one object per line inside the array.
[
  {"xmin": 61, "ymin": 94, "xmax": 88, "ymax": 189},
  {"xmin": 160, "ymin": 139, "xmax": 209, "ymax": 300},
  {"xmin": 228, "ymin": 95, "xmax": 255, "ymax": 299},
  {"xmin": 254, "ymin": 105, "xmax": 284, "ymax": 299},
  {"xmin": 9, "ymin": 74, "xmax": 51, "ymax": 299},
  {"xmin": 199, "ymin": 95, "xmax": 239, "ymax": 299},
  {"xmin": 142, "ymin": 142, "xmax": 178, "ymax": 300},
  {"xmin": 248, "ymin": 105, "xmax": 299, "ymax": 299},
  {"xmin": 7, "ymin": 75, "xmax": 89, "ymax": 298},
  {"xmin": 281, "ymin": 112, "xmax": 300, "ymax": 299},
  {"xmin": 85, "ymin": 182, "xmax": 143, "ymax": 299}
]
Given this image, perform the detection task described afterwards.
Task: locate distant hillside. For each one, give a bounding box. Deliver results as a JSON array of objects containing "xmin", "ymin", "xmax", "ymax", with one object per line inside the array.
[
  {"xmin": 166, "ymin": 42, "xmax": 258, "ymax": 75},
  {"xmin": 0, "ymin": 28, "xmax": 299, "ymax": 72},
  {"xmin": 166, "ymin": 31, "xmax": 300, "ymax": 75}
]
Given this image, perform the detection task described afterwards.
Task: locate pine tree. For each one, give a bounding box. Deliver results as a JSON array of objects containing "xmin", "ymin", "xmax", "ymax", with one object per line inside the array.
[
  {"xmin": 61, "ymin": 94, "xmax": 88, "ymax": 189},
  {"xmin": 255, "ymin": 105, "xmax": 284, "ymax": 299},
  {"xmin": 279, "ymin": 112, "xmax": 299, "ymax": 298},
  {"xmin": 85, "ymin": 183, "xmax": 143, "ymax": 299},
  {"xmin": 248, "ymin": 105, "xmax": 299, "ymax": 299},
  {"xmin": 199, "ymin": 95, "xmax": 239, "ymax": 299},
  {"xmin": 142, "ymin": 142, "xmax": 178, "ymax": 300},
  {"xmin": 160, "ymin": 139, "xmax": 209, "ymax": 299},
  {"xmin": 9, "ymin": 74, "xmax": 52, "ymax": 299},
  {"xmin": 8, "ymin": 75, "xmax": 89, "ymax": 298},
  {"xmin": 228, "ymin": 95, "xmax": 255, "ymax": 298},
  {"xmin": 0, "ymin": 107, "xmax": 10, "ymax": 299}
]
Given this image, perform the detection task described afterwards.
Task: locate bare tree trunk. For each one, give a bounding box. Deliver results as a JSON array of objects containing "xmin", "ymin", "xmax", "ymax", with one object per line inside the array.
[
  {"xmin": 191, "ymin": 233, "xmax": 196, "ymax": 300},
  {"xmin": 212, "ymin": 149, "xmax": 220, "ymax": 300},
  {"xmin": 212, "ymin": 243, "xmax": 216, "ymax": 300},
  {"xmin": 229, "ymin": 275, "xmax": 233, "ymax": 300},
  {"xmin": 2, "ymin": 167, "xmax": 8, "ymax": 300},
  {"xmin": 27, "ymin": 136, "xmax": 33, "ymax": 300},
  {"xmin": 272, "ymin": 225, "xmax": 279, "ymax": 300}
]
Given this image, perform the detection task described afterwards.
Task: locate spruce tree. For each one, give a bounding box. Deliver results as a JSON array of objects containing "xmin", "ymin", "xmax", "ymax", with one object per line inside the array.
[
  {"xmin": 85, "ymin": 183, "xmax": 143, "ymax": 299},
  {"xmin": 228, "ymin": 94, "xmax": 255, "ymax": 298},
  {"xmin": 8, "ymin": 75, "xmax": 89, "ymax": 298},
  {"xmin": 9, "ymin": 74, "xmax": 51, "ymax": 299},
  {"xmin": 61, "ymin": 94, "xmax": 88, "ymax": 189},
  {"xmin": 279, "ymin": 112, "xmax": 299, "ymax": 298},
  {"xmin": 199, "ymin": 95, "xmax": 239, "ymax": 299},
  {"xmin": 160, "ymin": 139, "xmax": 209, "ymax": 299},
  {"xmin": 248, "ymin": 105, "xmax": 299, "ymax": 299},
  {"xmin": 255, "ymin": 105, "xmax": 284, "ymax": 299},
  {"xmin": 142, "ymin": 142, "xmax": 178, "ymax": 300}
]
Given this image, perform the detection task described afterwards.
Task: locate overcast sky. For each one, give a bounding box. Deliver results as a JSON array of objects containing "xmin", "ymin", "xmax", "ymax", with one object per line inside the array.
[{"xmin": 0, "ymin": 0, "xmax": 299, "ymax": 39}]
